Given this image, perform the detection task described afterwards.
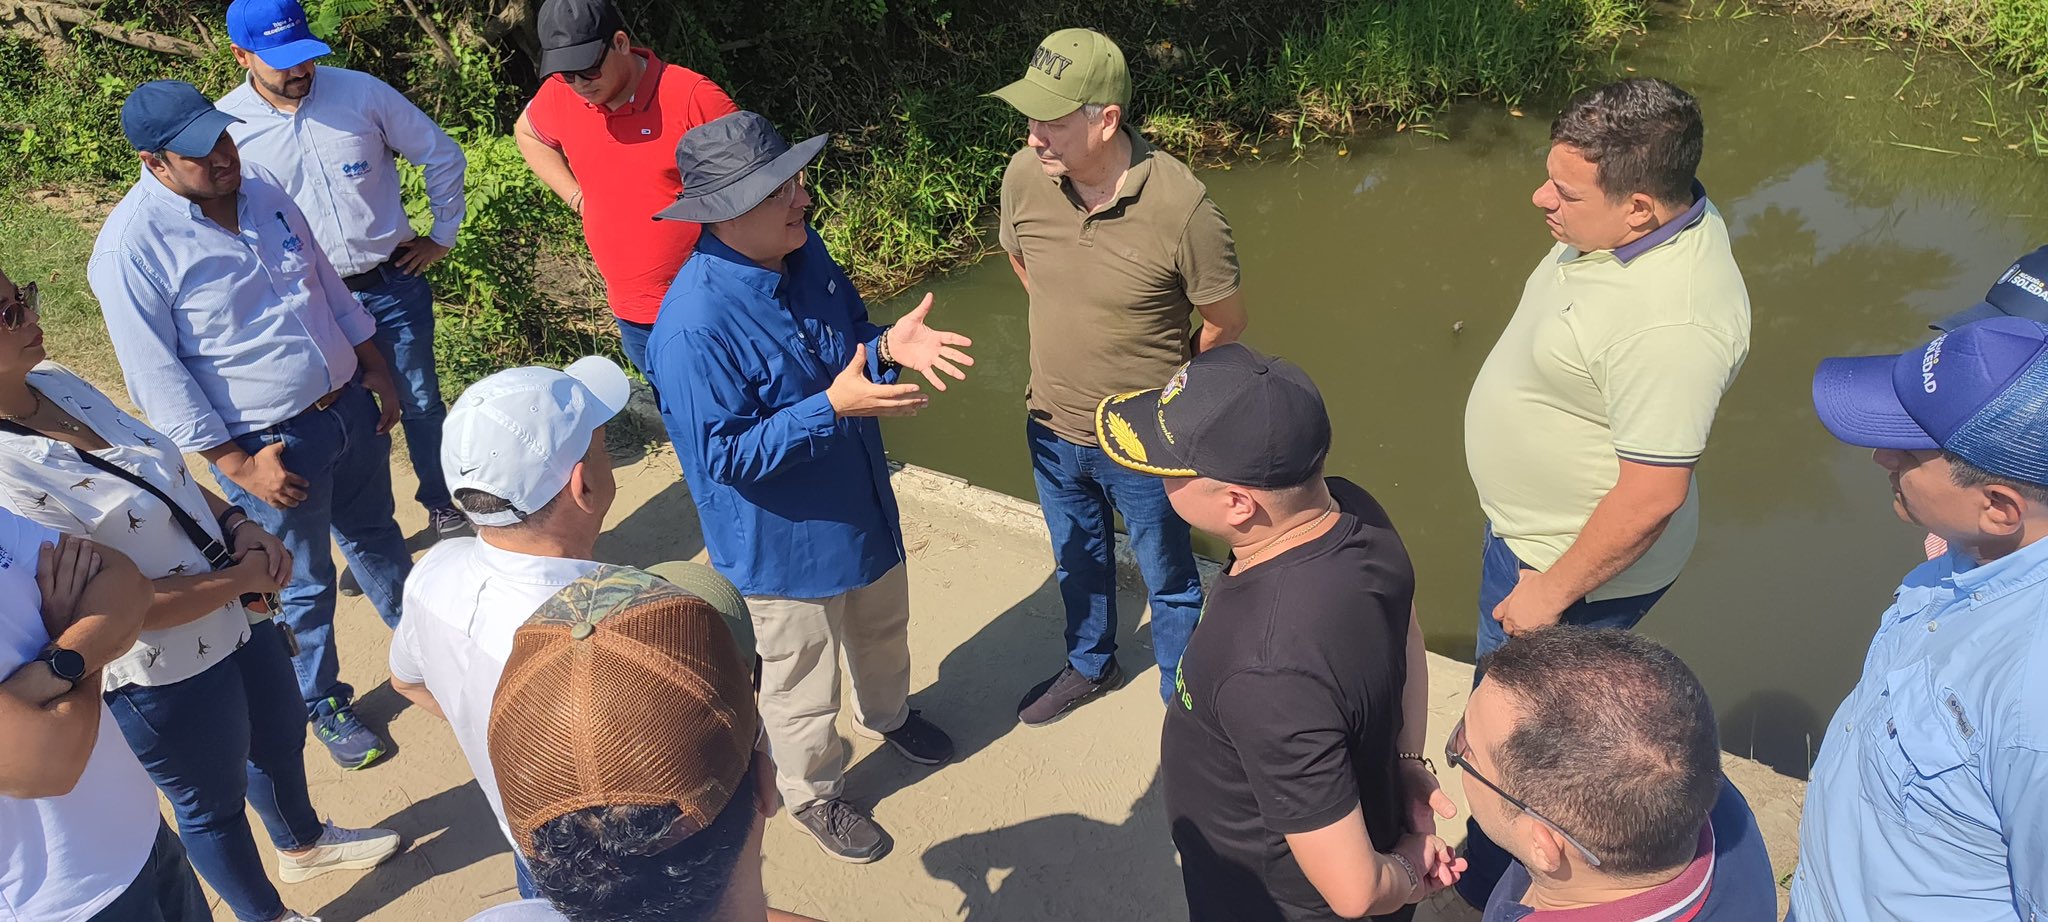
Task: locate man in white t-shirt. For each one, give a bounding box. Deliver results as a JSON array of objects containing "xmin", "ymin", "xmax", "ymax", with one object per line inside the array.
[
  {"xmin": 387, "ymin": 356, "xmax": 629, "ymax": 897},
  {"xmin": 0, "ymin": 509, "xmax": 206, "ymax": 920}
]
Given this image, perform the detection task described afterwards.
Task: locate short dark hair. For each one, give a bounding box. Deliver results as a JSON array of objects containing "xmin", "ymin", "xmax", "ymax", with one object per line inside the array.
[
  {"xmin": 453, "ymin": 488, "xmax": 564, "ymax": 529},
  {"xmin": 1478, "ymin": 627, "xmax": 1720, "ymax": 876},
  {"xmin": 1549, "ymin": 78, "xmax": 1703, "ymax": 206},
  {"xmin": 526, "ymin": 754, "xmax": 758, "ymax": 922},
  {"xmin": 1943, "ymin": 451, "xmax": 2048, "ymax": 505}
]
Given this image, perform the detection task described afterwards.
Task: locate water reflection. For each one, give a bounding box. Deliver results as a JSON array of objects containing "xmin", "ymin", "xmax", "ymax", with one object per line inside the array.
[{"xmin": 879, "ymin": 9, "xmax": 2048, "ymax": 777}]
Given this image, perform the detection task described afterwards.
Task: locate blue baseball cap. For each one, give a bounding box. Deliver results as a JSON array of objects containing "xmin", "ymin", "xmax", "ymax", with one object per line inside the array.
[
  {"xmin": 120, "ymin": 81, "xmax": 243, "ymax": 157},
  {"xmin": 226, "ymin": 0, "xmax": 331, "ymax": 70},
  {"xmin": 1813, "ymin": 316, "xmax": 2048, "ymax": 482},
  {"xmin": 1933, "ymin": 245, "xmax": 2048, "ymax": 331}
]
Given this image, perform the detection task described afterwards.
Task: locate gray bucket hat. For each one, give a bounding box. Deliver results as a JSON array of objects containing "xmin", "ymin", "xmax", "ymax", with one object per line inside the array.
[{"xmin": 653, "ymin": 111, "xmax": 827, "ymax": 224}]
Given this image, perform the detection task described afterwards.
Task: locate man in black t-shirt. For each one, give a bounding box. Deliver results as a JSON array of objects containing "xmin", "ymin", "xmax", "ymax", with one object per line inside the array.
[{"xmin": 1094, "ymin": 344, "xmax": 1467, "ymax": 921}]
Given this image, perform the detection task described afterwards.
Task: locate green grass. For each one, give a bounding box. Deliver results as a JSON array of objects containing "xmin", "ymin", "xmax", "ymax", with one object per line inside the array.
[
  {"xmin": 0, "ymin": 199, "xmax": 121, "ymax": 391},
  {"xmin": 1790, "ymin": 0, "xmax": 2048, "ymax": 89}
]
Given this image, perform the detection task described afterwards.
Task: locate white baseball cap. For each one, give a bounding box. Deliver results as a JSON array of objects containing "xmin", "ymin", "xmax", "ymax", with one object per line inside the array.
[{"xmin": 442, "ymin": 356, "xmax": 632, "ymax": 527}]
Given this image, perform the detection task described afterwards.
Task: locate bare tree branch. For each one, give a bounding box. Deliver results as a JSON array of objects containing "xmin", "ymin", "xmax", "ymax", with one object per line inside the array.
[{"xmin": 1, "ymin": 0, "xmax": 208, "ymax": 57}]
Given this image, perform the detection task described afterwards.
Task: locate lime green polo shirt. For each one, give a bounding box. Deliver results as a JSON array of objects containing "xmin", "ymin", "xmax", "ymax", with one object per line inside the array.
[{"xmin": 1463, "ymin": 195, "xmax": 1750, "ymax": 601}]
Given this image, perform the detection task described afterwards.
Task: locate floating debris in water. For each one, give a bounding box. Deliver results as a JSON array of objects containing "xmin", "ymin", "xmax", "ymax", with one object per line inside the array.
[
  {"xmin": 1962, "ymin": 136, "xmax": 1980, "ymax": 143},
  {"xmin": 1509, "ymin": 108, "xmax": 1525, "ymax": 118},
  {"xmin": 1336, "ymin": 146, "xmax": 1349, "ymax": 157},
  {"xmin": 1844, "ymin": 95, "xmax": 1857, "ymax": 100},
  {"xmin": 1453, "ymin": 321, "xmax": 1466, "ymax": 333}
]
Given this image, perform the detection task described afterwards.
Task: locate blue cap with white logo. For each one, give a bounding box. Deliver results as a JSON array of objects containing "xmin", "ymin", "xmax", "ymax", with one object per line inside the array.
[
  {"xmin": 1813, "ymin": 316, "xmax": 2048, "ymax": 482},
  {"xmin": 120, "ymin": 81, "xmax": 244, "ymax": 157},
  {"xmin": 226, "ymin": 0, "xmax": 331, "ymax": 70},
  {"xmin": 1933, "ymin": 245, "xmax": 2048, "ymax": 331}
]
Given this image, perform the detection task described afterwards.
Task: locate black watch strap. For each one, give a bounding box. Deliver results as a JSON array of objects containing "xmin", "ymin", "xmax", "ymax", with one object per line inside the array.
[
  {"xmin": 38, "ymin": 645, "xmax": 86, "ymax": 685},
  {"xmin": 217, "ymin": 503, "xmax": 248, "ymax": 531}
]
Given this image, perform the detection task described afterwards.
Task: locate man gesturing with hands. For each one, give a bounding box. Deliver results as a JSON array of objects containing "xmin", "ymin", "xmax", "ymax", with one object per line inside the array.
[{"xmin": 646, "ymin": 112, "xmax": 968, "ymax": 862}]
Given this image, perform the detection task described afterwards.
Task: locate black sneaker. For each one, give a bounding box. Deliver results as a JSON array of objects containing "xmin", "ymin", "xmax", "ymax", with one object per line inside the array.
[
  {"xmin": 1017, "ymin": 659, "xmax": 1124, "ymax": 726},
  {"xmin": 429, "ymin": 506, "xmax": 473, "ymax": 542},
  {"xmin": 787, "ymin": 799, "xmax": 888, "ymax": 863},
  {"xmin": 870, "ymin": 710, "xmax": 954, "ymax": 765},
  {"xmin": 337, "ymin": 567, "xmax": 362, "ymax": 598}
]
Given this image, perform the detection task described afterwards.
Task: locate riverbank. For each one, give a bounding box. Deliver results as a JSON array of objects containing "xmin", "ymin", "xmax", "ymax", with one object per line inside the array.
[{"xmin": 185, "ymin": 433, "xmax": 1805, "ymax": 920}]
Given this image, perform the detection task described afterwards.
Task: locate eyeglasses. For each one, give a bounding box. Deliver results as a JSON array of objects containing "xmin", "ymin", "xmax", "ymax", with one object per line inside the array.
[
  {"xmin": 765, "ymin": 172, "xmax": 805, "ymax": 205},
  {"xmin": 2, "ymin": 281, "xmax": 36, "ymax": 331},
  {"xmin": 557, "ymin": 44, "xmax": 610, "ymax": 83},
  {"xmin": 1445, "ymin": 717, "xmax": 1604, "ymax": 868}
]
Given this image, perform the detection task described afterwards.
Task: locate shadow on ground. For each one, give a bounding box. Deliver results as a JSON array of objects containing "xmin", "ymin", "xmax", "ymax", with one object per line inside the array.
[
  {"xmin": 842, "ymin": 574, "xmax": 1157, "ymax": 818},
  {"xmin": 594, "ymin": 462, "xmax": 705, "ymax": 567},
  {"xmin": 314, "ymin": 780, "xmax": 511, "ymax": 922}
]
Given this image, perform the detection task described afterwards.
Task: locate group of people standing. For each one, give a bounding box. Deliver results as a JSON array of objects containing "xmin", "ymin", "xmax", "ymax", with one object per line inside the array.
[{"xmin": 1, "ymin": 2, "xmax": 2046, "ymax": 921}]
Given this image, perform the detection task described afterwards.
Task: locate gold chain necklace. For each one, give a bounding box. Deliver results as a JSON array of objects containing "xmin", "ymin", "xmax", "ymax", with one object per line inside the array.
[
  {"xmin": 0, "ymin": 389, "xmax": 83, "ymax": 433},
  {"xmin": 1241, "ymin": 501, "xmax": 1338, "ymax": 568}
]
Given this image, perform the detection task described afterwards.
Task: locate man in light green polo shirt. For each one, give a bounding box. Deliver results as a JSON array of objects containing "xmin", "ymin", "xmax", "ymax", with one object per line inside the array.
[
  {"xmin": 1457, "ymin": 76, "xmax": 1750, "ymax": 907},
  {"xmin": 987, "ymin": 28, "xmax": 1248, "ymax": 726}
]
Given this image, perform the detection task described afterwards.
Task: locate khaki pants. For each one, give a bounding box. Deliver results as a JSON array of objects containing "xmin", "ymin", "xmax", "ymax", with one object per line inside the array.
[{"xmin": 748, "ymin": 563, "xmax": 912, "ymax": 811}]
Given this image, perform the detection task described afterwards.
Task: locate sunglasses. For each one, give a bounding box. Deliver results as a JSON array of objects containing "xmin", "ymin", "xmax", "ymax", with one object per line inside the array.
[
  {"xmin": 1446, "ymin": 717, "xmax": 1604, "ymax": 868},
  {"xmin": 2, "ymin": 281, "xmax": 36, "ymax": 331},
  {"xmin": 557, "ymin": 44, "xmax": 610, "ymax": 84}
]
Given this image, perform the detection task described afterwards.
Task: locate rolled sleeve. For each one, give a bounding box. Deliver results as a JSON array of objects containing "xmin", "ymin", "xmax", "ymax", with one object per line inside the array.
[
  {"xmin": 1592, "ymin": 324, "xmax": 1745, "ymax": 465},
  {"xmin": 375, "ymin": 79, "xmax": 468, "ymax": 246},
  {"xmin": 88, "ymin": 249, "xmax": 234, "ymax": 451},
  {"xmin": 1176, "ymin": 195, "xmax": 1241, "ymax": 307},
  {"xmin": 1214, "ymin": 668, "xmax": 1362, "ymax": 835}
]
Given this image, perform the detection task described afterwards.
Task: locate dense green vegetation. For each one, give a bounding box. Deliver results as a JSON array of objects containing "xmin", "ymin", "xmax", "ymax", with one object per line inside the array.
[{"xmin": 1, "ymin": 0, "xmax": 1652, "ymax": 384}]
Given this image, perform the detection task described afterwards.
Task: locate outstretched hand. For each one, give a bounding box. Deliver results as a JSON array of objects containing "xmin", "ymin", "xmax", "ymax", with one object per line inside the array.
[
  {"xmin": 826, "ymin": 344, "xmax": 928, "ymax": 418},
  {"xmin": 884, "ymin": 293, "xmax": 974, "ymax": 392}
]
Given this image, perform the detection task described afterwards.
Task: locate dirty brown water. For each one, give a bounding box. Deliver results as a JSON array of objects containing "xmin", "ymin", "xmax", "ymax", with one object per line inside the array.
[{"xmin": 878, "ymin": 8, "xmax": 2048, "ymax": 778}]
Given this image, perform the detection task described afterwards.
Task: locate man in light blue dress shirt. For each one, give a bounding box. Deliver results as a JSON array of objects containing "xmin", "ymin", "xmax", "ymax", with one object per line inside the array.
[
  {"xmin": 88, "ymin": 80, "xmax": 413, "ymax": 771},
  {"xmin": 217, "ymin": 0, "xmax": 472, "ymax": 544},
  {"xmin": 1797, "ymin": 314, "xmax": 2048, "ymax": 921}
]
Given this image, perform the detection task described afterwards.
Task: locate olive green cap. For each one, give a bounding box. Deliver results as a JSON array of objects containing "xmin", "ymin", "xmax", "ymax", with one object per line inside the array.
[
  {"xmin": 645, "ymin": 560, "xmax": 754, "ymax": 663},
  {"xmin": 987, "ymin": 28, "xmax": 1131, "ymax": 121}
]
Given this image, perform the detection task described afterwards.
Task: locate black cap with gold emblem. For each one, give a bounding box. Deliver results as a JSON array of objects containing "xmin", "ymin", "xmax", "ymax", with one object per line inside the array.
[{"xmin": 1095, "ymin": 343, "xmax": 1331, "ymax": 487}]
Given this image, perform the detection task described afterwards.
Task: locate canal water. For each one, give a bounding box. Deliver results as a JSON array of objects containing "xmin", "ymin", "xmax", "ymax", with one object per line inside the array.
[{"xmin": 876, "ymin": 6, "xmax": 2048, "ymax": 778}]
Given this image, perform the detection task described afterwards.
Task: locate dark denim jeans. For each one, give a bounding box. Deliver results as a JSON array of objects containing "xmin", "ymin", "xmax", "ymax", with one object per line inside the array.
[
  {"xmin": 1026, "ymin": 419, "xmax": 1204, "ymax": 701},
  {"xmin": 88, "ymin": 820, "xmax": 210, "ymax": 922},
  {"xmin": 1457, "ymin": 525, "xmax": 1671, "ymax": 907},
  {"xmin": 354, "ymin": 267, "xmax": 451, "ymax": 511},
  {"xmin": 106, "ymin": 624, "xmax": 324, "ymax": 922},
  {"xmin": 617, "ymin": 317, "xmax": 679, "ymax": 439},
  {"xmin": 213, "ymin": 382, "xmax": 412, "ymax": 712}
]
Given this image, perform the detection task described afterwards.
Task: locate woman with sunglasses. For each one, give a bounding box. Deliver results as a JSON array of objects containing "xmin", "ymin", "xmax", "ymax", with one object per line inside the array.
[{"xmin": 0, "ymin": 268, "xmax": 400, "ymax": 922}]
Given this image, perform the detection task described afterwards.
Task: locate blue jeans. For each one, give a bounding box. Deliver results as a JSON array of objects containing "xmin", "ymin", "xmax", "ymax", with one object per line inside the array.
[
  {"xmin": 354, "ymin": 267, "xmax": 451, "ymax": 511},
  {"xmin": 618, "ymin": 317, "xmax": 681, "ymax": 439},
  {"xmin": 106, "ymin": 624, "xmax": 325, "ymax": 922},
  {"xmin": 514, "ymin": 853, "xmax": 538, "ymax": 899},
  {"xmin": 1457, "ymin": 525, "xmax": 1671, "ymax": 906},
  {"xmin": 1027, "ymin": 419, "xmax": 1204, "ymax": 700},
  {"xmin": 214, "ymin": 383, "xmax": 412, "ymax": 712},
  {"xmin": 88, "ymin": 820, "xmax": 210, "ymax": 922}
]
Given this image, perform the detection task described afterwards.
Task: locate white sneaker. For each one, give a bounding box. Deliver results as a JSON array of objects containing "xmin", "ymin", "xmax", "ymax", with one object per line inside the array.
[
  {"xmin": 276, "ymin": 822, "xmax": 402, "ymax": 883},
  {"xmin": 272, "ymin": 913, "xmax": 323, "ymax": 922}
]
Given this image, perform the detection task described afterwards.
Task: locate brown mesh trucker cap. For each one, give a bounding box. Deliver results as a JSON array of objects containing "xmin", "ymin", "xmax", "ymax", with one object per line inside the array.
[{"xmin": 489, "ymin": 564, "xmax": 759, "ymax": 852}]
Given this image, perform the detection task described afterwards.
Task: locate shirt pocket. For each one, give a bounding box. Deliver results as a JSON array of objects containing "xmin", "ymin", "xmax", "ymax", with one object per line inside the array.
[
  {"xmin": 255, "ymin": 208, "xmax": 317, "ymax": 296},
  {"xmin": 1859, "ymin": 660, "xmax": 1978, "ymax": 835}
]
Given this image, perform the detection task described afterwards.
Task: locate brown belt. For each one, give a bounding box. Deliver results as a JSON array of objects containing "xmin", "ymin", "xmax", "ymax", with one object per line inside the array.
[{"xmin": 309, "ymin": 385, "xmax": 348, "ymax": 413}]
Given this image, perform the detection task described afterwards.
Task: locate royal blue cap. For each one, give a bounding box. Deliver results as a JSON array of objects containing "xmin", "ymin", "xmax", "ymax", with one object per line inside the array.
[
  {"xmin": 227, "ymin": 0, "xmax": 331, "ymax": 70},
  {"xmin": 1813, "ymin": 316, "xmax": 2048, "ymax": 481},
  {"xmin": 1933, "ymin": 245, "xmax": 2048, "ymax": 331},
  {"xmin": 120, "ymin": 81, "xmax": 244, "ymax": 157}
]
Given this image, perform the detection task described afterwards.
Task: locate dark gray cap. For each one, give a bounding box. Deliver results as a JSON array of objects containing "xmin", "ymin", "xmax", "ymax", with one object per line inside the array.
[
  {"xmin": 653, "ymin": 111, "xmax": 827, "ymax": 224},
  {"xmin": 536, "ymin": 0, "xmax": 624, "ymax": 80}
]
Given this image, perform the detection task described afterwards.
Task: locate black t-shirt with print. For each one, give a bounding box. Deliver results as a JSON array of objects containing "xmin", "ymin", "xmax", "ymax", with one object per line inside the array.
[{"xmin": 1163, "ymin": 477, "xmax": 1416, "ymax": 922}]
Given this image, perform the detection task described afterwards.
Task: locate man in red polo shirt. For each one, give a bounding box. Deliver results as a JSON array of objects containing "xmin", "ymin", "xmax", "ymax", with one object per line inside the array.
[{"xmin": 514, "ymin": 0, "xmax": 737, "ymax": 387}]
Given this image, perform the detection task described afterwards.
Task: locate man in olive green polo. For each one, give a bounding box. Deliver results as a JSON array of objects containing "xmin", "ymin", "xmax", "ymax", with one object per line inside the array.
[
  {"xmin": 988, "ymin": 28, "xmax": 1249, "ymax": 726},
  {"xmin": 1458, "ymin": 76, "xmax": 1751, "ymax": 906}
]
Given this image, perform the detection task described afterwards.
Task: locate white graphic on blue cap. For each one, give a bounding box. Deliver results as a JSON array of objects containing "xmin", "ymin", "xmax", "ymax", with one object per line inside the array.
[{"xmin": 1921, "ymin": 335, "xmax": 1945, "ymax": 394}]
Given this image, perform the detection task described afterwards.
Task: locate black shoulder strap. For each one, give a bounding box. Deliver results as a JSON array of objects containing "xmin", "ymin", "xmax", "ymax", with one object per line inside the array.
[{"xmin": 0, "ymin": 419, "xmax": 232, "ymax": 568}]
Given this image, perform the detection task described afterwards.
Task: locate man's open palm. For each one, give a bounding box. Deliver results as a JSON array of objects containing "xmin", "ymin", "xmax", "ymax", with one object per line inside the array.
[{"xmin": 886, "ymin": 293, "xmax": 975, "ymax": 391}]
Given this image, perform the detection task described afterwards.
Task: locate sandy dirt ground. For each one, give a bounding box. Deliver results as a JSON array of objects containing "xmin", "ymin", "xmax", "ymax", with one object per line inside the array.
[{"xmin": 181, "ymin": 436, "xmax": 1805, "ymax": 922}]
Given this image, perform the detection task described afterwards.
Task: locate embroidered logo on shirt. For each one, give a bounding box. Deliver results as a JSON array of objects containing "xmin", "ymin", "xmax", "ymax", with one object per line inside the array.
[
  {"xmin": 282, "ymin": 234, "xmax": 304, "ymax": 254},
  {"xmin": 341, "ymin": 160, "xmax": 372, "ymax": 178},
  {"xmin": 0, "ymin": 544, "xmax": 12, "ymax": 570},
  {"xmin": 1946, "ymin": 693, "xmax": 1976, "ymax": 739}
]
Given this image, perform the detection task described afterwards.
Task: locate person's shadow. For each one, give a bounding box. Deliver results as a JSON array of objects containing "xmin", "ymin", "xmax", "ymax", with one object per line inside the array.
[
  {"xmin": 839, "ymin": 571, "xmax": 1158, "ymax": 813},
  {"xmin": 312, "ymin": 780, "xmax": 511, "ymax": 921},
  {"xmin": 922, "ymin": 769, "xmax": 1183, "ymax": 920},
  {"xmin": 594, "ymin": 465, "xmax": 705, "ymax": 566}
]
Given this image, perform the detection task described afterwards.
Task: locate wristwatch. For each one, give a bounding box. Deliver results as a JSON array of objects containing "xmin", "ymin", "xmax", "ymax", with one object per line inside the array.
[
  {"xmin": 217, "ymin": 503, "xmax": 249, "ymax": 532},
  {"xmin": 37, "ymin": 644, "xmax": 86, "ymax": 689}
]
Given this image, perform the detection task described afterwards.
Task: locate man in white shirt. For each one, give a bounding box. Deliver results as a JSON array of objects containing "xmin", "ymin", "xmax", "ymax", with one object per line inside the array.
[
  {"xmin": 0, "ymin": 510, "xmax": 204, "ymax": 920},
  {"xmin": 218, "ymin": 0, "xmax": 472, "ymax": 544},
  {"xmin": 388, "ymin": 355, "xmax": 629, "ymax": 897}
]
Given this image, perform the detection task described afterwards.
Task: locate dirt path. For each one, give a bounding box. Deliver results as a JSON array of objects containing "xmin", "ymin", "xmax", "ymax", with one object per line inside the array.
[{"xmin": 186, "ymin": 442, "xmax": 1805, "ymax": 921}]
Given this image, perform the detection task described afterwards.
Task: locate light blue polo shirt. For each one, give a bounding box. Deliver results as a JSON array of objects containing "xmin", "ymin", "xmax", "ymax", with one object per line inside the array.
[{"xmin": 1790, "ymin": 535, "xmax": 2048, "ymax": 920}]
